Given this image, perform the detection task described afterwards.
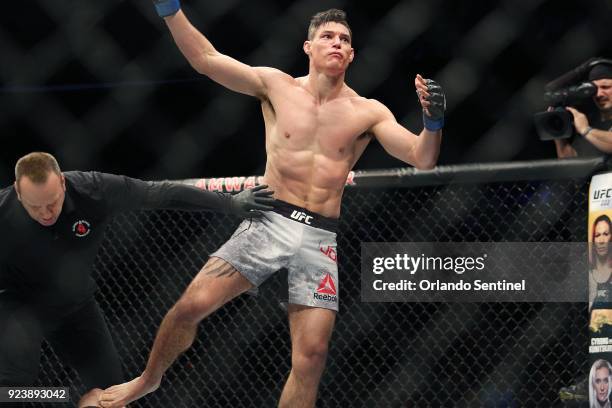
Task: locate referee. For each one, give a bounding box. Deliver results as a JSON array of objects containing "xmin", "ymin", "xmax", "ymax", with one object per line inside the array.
[{"xmin": 0, "ymin": 152, "xmax": 274, "ymax": 408}]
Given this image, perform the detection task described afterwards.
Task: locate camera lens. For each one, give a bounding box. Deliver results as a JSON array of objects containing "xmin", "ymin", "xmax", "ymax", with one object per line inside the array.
[
  {"xmin": 534, "ymin": 109, "xmax": 574, "ymax": 140},
  {"xmin": 546, "ymin": 115, "xmax": 566, "ymax": 135}
]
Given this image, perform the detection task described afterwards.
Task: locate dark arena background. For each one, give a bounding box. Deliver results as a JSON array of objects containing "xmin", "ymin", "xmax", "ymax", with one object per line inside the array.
[{"xmin": 1, "ymin": 0, "xmax": 612, "ymax": 407}]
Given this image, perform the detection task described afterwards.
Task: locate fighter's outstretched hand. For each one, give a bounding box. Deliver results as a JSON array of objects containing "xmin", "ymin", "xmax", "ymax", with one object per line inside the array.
[
  {"xmin": 415, "ymin": 74, "xmax": 446, "ymax": 131},
  {"xmin": 229, "ymin": 184, "xmax": 276, "ymax": 218}
]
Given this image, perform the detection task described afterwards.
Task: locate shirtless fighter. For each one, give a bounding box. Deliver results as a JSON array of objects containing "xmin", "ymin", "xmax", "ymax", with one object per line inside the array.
[{"xmin": 100, "ymin": 5, "xmax": 444, "ymax": 408}]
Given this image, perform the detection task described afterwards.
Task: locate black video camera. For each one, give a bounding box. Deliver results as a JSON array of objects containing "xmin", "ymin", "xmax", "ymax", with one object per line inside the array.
[
  {"xmin": 543, "ymin": 82, "xmax": 597, "ymax": 107},
  {"xmin": 534, "ymin": 83, "xmax": 596, "ymax": 140},
  {"xmin": 534, "ymin": 57, "xmax": 610, "ymax": 141}
]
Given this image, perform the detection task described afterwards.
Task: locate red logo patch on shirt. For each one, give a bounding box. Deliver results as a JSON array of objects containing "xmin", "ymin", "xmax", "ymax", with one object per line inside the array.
[{"xmin": 72, "ymin": 220, "xmax": 91, "ymax": 237}]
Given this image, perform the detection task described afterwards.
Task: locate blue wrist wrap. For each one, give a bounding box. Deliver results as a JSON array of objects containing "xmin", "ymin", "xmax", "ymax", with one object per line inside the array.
[
  {"xmin": 153, "ymin": 0, "xmax": 180, "ymax": 17},
  {"xmin": 422, "ymin": 113, "xmax": 444, "ymax": 131}
]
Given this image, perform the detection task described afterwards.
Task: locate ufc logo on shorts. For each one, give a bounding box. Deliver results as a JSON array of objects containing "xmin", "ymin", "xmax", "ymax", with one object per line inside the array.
[{"xmin": 290, "ymin": 210, "xmax": 313, "ymax": 225}]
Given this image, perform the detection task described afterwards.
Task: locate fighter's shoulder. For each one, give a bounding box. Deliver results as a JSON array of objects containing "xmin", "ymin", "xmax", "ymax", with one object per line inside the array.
[
  {"xmin": 254, "ymin": 67, "xmax": 293, "ymax": 84},
  {"xmin": 349, "ymin": 96, "xmax": 392, "ymax": 117},
  {"xmin": 342, "ymin": 87, "xmax": 379, "ymax": 106}
]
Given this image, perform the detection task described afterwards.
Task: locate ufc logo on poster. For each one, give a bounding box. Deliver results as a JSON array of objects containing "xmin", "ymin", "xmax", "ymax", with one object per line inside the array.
[
  {"xmin": 290, "ymin": 210, "xmax": 313, "ymax": 225},
  {"xmin": 320, "ymin": 245, "xmax": 337, "ymax": 263},
  {"xmin": 593, "ymin": 188, "xmax": 612, "ymax": 200}
]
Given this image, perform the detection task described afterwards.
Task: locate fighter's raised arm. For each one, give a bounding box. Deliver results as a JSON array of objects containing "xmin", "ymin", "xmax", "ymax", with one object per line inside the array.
[{"xmin": 155, "ymin": 0, "xmax": 274, "ymax": 98}]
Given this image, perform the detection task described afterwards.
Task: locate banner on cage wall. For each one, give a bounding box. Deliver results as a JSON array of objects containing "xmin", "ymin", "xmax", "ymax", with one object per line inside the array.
[{"xmin": 589, "ymin": 171, "xmax": 612, "ymax": 407}]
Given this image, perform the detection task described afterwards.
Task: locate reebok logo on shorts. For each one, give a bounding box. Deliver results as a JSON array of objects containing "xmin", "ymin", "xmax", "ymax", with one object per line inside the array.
[
  {"xmin": 313, "ymin": 272, "xmax": 337, "ymax": 303},
  {"xmin": 316, "ymin": 273, "xmax": 336, "ymax": 295}
]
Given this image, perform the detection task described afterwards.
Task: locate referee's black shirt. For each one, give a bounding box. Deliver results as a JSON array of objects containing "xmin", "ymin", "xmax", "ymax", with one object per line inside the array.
[{"xmin": 0, "ymin": 171, "xmax": 231, "ymax": 312}]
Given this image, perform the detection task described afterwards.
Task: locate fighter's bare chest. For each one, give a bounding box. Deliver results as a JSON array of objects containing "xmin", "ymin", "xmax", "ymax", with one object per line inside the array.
[{"xmin": 270, "ymin": 94, "xmax": 371, "ymax": 147}]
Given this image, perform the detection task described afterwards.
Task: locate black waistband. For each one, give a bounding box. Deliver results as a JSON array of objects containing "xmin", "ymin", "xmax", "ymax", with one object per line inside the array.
[{"xmin": 272, "ymin": 200, "xmax": 338, "ymax": 232}]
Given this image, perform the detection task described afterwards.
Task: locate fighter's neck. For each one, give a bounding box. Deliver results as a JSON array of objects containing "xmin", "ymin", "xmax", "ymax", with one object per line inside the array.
[{"xmin": 302, "ymin": 70, "xmax": 346, "ymax": 104}]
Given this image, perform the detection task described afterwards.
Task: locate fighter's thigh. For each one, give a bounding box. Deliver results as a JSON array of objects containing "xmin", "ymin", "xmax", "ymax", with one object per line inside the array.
[
  {"xmin": 179, "ymin": 256, "xmax": 254, "ymax": 313},
  {"xmin": 287, "ymin": 304, "xmax": 336, "ymax": 353},
  {"xmin": 288, "ymin": 231, "xmax": 339, "ymax": 311},
  {"xmin": 212, "ymin": 215, "xmax": 292, "ymax": 287},
  {"xmin": 0, "ymin": 303, "xmax": 44, "ymax": 385}
]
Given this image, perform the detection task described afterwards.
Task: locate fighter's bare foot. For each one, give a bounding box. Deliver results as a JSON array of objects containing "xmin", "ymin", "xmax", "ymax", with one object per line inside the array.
[{"xmin": 98, "ymin": 376, "xmax": 160, "ymax": 408}]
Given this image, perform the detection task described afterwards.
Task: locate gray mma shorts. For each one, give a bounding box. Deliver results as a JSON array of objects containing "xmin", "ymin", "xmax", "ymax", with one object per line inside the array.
[{"xmin": 211, "ymin": 200, "xmax": 339, "ymax": 311}]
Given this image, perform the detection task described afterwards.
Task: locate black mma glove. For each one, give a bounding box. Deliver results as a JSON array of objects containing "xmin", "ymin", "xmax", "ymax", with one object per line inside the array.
[
  {"xmin": 421, "ymin": 79, "xmax": 446, "ymax": 131},
  {"xmin": 229, "ymin": 184, "xmax": 276, "ymax": 218}
]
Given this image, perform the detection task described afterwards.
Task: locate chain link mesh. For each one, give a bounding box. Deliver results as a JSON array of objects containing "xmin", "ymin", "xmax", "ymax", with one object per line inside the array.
[{"xmin": 33, "ymin": 178, "xmax": 589, "ymax": 407}]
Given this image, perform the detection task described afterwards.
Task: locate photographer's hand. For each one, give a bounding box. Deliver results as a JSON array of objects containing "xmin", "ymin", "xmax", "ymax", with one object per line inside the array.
[{"xmin": 565, "ymin": 107, "xmax": 590, "ymax": 136}]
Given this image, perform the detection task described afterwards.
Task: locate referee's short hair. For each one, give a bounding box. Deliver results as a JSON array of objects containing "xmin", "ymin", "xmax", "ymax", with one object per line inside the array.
[{"xmin": 15, "ymin": 152, "xmax": 62, "ymax": 185}]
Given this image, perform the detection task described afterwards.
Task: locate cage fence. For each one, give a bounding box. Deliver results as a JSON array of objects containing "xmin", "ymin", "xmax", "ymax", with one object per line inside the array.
[{"xmin": 33, "ymin": 158, "xmax": 607, "ymax": 407}]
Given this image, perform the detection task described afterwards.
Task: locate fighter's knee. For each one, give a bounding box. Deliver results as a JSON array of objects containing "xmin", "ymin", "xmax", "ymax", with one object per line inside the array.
[
  {"xmin": 292, "ymin": 339, "xmax": 329, "ymax": 374},
  {"xmin": 172, "ymin": 293, "xmax": 216, "ymax": 323}
]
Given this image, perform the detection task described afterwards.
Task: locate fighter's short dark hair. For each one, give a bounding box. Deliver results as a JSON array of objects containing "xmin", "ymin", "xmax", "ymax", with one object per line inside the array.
[{"xmin": 307, "ymin": 9, "xmax": 352, "ymax": 42}]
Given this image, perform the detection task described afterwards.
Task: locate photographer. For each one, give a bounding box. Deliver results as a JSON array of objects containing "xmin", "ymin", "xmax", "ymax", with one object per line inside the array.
[{"xmin": 554, "ymin": 63, "xmax": 612, "ymax": 158}]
